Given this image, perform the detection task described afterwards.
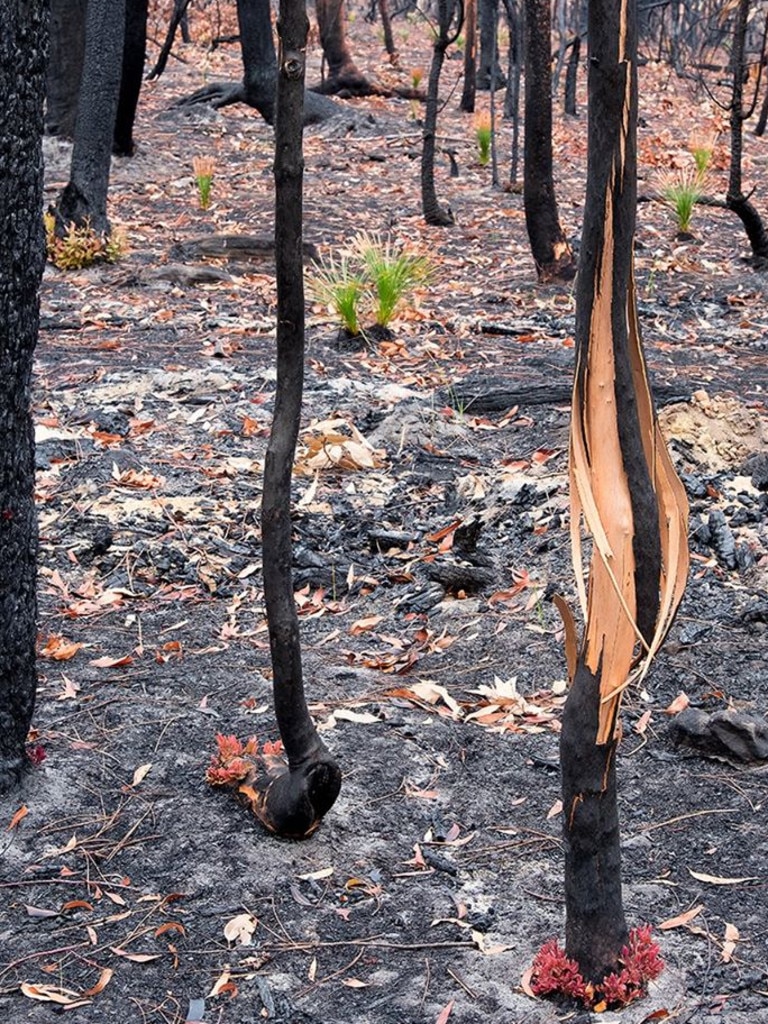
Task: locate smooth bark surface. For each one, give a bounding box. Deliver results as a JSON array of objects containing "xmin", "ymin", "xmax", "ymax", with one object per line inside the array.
[
  {"xmin": 0, "ymin": 0, "xmax": 47, "ymax": 791},
  {"xmin": 259, "ymin": 0, "xmax": 341, "ymax": 838},
  {"xmin": 51, "ymin": 0, "xmax": 126, "ymax": 236},
  {"xmin": 523, "ymin": 0, "xmax": 574, "ymax": 280}
]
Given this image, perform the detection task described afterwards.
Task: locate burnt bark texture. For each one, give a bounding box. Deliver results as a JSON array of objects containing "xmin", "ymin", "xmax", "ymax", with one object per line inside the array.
[
  {"xmin": 45, "ymin": 0, "xmax": 87, "ymax": 138},
  {"xmin": 0, "ymin": 0, "xmax": 47, "ymax": 791},
  {"xmin": 562, "ymin": 0, "xmax": 667, "ymax": 984},
  {"xmin": 315, "ymin": 0, "xmax": 370, "ymax": 94},
  {"xmin": 523, "ymin": 0, "xmax": 574, "ymax": 280},
  {"xmin": 726, "ymin": 0, "xmax": 768, "ymax": 264},
  {"xmin": 421, "ymin": 0, "xmax": 463, "ymax": 226},
  {"xmin": 460, "ymin": 0, "xmax": 477, "ymax": 112},
  {"xmin": 564, "ymin": 34, "xmax": 580, "ymax": 115},
  {"xmin": 378, "ymin": 0, "xmax": 398, "ymax": 61},
  {"xmin": 113, "ymin": 0, "xmax": 148, "ymax": 156},
  {"xmin": 477, "ymin": 0, "xmax": 505, "ymax": 88},
  {"xmin": 177, "ymin": 0, "xmax": 340, "ymax": 125},
  {"xmin": 259, "ymin": 0, "xmax": 341, "ymax": 838},
  {"xmin": 51, "ymin": 0, "xmax": 126, "ymax": 237}
]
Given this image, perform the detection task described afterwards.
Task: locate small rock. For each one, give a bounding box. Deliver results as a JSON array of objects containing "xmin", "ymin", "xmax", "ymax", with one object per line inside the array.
[
  {"xmin": 742, "ymin": 451, "xmax": 768, "ymax": 490},
  {"xmin": 669, "ymin": 707, "xmax": 712, "ymax": 750},
  {"xmin": 709, "ymin": 709, "xmax": 768, "ymax": 762}
]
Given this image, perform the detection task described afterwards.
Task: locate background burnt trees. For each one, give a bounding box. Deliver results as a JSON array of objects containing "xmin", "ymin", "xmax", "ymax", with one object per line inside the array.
[
  {"xmin": 45, "ymin": 0, "xmax": 87, "ymax": 139},
  {"xmin": 258, "ymin": 0, "xmax": 342, "ymax": 837},
  {"xmin": 421, "ymin": 0, "xmax": 463, "ymax": 225},
  {"xmin": 0, "ymin": 0, "xmax": 47, "ymax": 791},
  {"xmin": 113, "ymin": 0, "xmax": 149, "ymax": 156},
  {"xmin": 561, "ymin": 0, "xmax": 688, "ymax": 981},
  {"xmin": 315, "ymin": 0, "xmax": 371, "ymax": 94},
  {"xmin": 523, "ymin": 0, "xmax": 574, "ymax": 280},
  {"xmin": 50, "ymin": 0, "xmax": 126, "ymax": 236},
  {"xmin": 725, "ymin": 0, "xmax": 768, "ymax": 263}
]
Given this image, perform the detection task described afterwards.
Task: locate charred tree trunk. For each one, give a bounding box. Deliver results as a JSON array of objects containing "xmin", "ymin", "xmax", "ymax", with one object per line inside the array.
[
  {"xmin": 239, "ymin": 0, "xmax": 279, "ymax": 123},
  {"xmin": 148, "ymin": 0, "xmax": 192, "ymax": 80},
  {"xmin": 315, "ymin": 0, "xmax": 370, "ymax": 94},
  {"xmin": 113, "ymin": 0, "xmax": 148, "ymax": 156},
  {"xmin": 726, "ymin": 0, "xmax": 768, "ymax": 264},
  {"xmin": 564, "ymin": 34, "xmax": 580, "ymax": 115},
  {"xmin": 378, "ymin": 0, "xmax": 398, "ymax": 62},
  {"xmin": 477, "ymin": 0, "xmax": 505, "ymax": 89},
  {"xmin": 45, "ymin": 0, "xmax": 87, "ymax": 138},
  {"xmin": 460, "ymin": 0, "xmax": 477, "ymax": 112},
  {"xmin": 0, "ymin": 0, "xmax": 47, "ymax": 791},
  {"xmin": 561, "ymin": 0, "xmax": 688, "ymax": 983},
  {"xmin": 50, "ymin": 0, "xmax": 126, "ymax": 237},
  {"xmin": 421, "ymin": 0, "xmax": 463, "ymax": 225},
  {"xmin": 523, "ymin": 0, "xmax": 574, "ymax": 280},
  {"xmin": 502, "ymin": 0, "xmax": 523, "ymax": 186},
  {"xmin": 257, "ymin": 0, "xmax": 342, "ymax": 838}
]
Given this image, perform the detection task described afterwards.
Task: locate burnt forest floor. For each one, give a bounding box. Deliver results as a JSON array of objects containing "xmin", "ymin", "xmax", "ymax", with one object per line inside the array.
[{"xmin": 1, "ymin": 16, "xmax": 768, "ymax": 1024}]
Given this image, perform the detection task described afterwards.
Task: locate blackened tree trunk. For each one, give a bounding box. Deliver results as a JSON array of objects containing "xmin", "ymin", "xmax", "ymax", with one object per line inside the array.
[
  {"xmin": 562, "ymin": 0, "xmax": 688, "ymax": 982},
  {"xmin": 564, "ymin": 34, "xmax": 580, "ymax": 115},
  {"xmin": 726, "ymin": 0, "xmax": 768, "ymax": 264},
  {"xmin": 257, "ymin": 0, "xmax": 342, "ymax": 838},
  {"xmin": 315, "ymin": 0, "xmax": 370, "ymax": 94},
  {"xmin": 177, "ymin": 0, "xmax": 340, "ymax": 125},
  {"xmin": 378, "ymin": 0, "xmax": 398, "ymax": 62},
  {"xmin": 421, "ymin": 0, "xmax": 463, "ymax": 226},
  {"xmin": 523, "ymin": 0, "xmax": 574, "ymax": 280},
  {"xmin": 0, "ymin": 0, "xmax": 47, "ymax": 791},
  {"xmin": 477, "ymin": 0, "xmax": 505, "ymax": 89},
  {"xmin": 50, "ymin": 0, "xmax": 126, "ymax": 237},
  {"xmin": 239, "ymin": 0, "xmax": 279, "ymax": 123},
  {"xmin": 113, "ymin": 0, "xmax": 148, "ymax": 156},
  {"xmin": 460, "ymin": 0, "xmax": 477, "ymax": 112},
  {"xmin": 45, "ymin": 0, "xmax": 87, "ymax": 138},
  {"xmin": 502, "ymin": 0, "xmax": 523, "ymax": 186}
]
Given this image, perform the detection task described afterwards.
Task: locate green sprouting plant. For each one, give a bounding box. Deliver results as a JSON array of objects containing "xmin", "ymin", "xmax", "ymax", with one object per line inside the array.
[
  {"xmin": 660, "ymin": 169, "xmax": 702, "ymax": 236},
  {"xmin": 310, "ymin": 233, "xmax": 432, "ymax": 338},
  {"xmin": 44, "ymin": 212, "xmax": 126, "ymax": 269},
  {"xmin": 689, "ymin": 132, "xmax": 715, "ymax": 183},
  {"xmin": 474, "ymin": 112, "xmax": 492, "ymax": 166},
  {"xmin": 192, "ymin": 155, "xmax": 215, "ymax": 210},
  {"xmin": 352, "ymin": 231, "xmax": 432, "ymax": 328},
  {"xmin": 310, "ymin": 251, "xmax": 366, "ymax": 336}
]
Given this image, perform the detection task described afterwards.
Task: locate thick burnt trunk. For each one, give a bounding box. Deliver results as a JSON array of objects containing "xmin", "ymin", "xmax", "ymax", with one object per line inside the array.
[
  {"xmin": 258, "ymin": 0, "xmax": 341, "ymax": 838},
  {"xmin": 238, "ymin": 0, "xmax": 279, "ymax": 123},
  {"xmin": 51, "ymin": 0, "xmax": 126, "ymax": 237},
  {"xmin": 113, "ymin": 0, "xmax": 148, "ymax": 156},
  {"xmin": 477, "ymin": 0, "xmax": 504, "ymax": 89},
  {"xmin": 523, "ymin": 0, "xmax": 574, "ymax": 280},
  {"xmin": 0, "ymin": 0, "xmax": 47, "ymax": 791},
  {"xmin": 45, "ymin": 0, "xmax": 87, "ymax": 138},
  {"xmin": 315, "ymin": 0, "xmax": 370, "ymax": 94}
]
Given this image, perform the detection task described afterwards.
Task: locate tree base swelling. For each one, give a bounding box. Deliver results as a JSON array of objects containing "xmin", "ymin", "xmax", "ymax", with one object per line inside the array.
[
  {"xmin": 206, "ymin": 734, "xmax": 341, "ymax": 839},
  {"xmin": 174, "ymin": 82, "xmax": 341, "ymax": 126}
]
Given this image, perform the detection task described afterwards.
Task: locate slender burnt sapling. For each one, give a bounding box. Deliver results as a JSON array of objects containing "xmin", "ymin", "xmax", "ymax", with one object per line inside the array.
[
  {"xmin": 207, "ymin": 0, "xmax": 341, "ymax": 839},
  {"xmin": 535, "ymin": 0, "xmax": 689, "ymax": 1000}
]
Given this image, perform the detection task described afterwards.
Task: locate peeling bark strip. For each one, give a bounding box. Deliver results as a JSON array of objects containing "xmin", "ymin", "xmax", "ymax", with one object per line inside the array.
[
  {"xmin": 258, "ymin": 0, "xmax": 341, "ymax": 838},
  {"xmin": 559, "ymin": 0, "xmax": 689, "ymax": 982}
]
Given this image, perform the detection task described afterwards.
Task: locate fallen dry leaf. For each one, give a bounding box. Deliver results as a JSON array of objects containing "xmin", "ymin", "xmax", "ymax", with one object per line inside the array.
[
  {"xmin": 8, "ymin": 804, "xmax": 29, "ymax": 830},
  {"xmin": 130, "ymin": 763, "xmax": 152, "ymax": 787},
  {"xmin": 722, "ymin": 922, "xmax": 739, "ymax": 962},
  {"xmin": 659, "ymin": 905, "xmax": 704, "ymax": 930},
  {"xmin": 20, "ymin": 982, "xmax": 89, "ymax": 1006},
  {"xmin": 665, "ymin": 692, "xmax": 690, "ymax": 715},
  {"xmin": 341, "ymin": 978, "xmax": 369, "ymax": 988},
  {"xmin": 109, "ymin": 947, "xmax": 162, "ymax": 963},
  {"xmin": 81, "ymin": 967, "xmax": 114, "ymax": 997},
  {"xmin": 688, "ymin": 870, "xmax": 758, "ymax": 886},
  {"xmin": 223, "ymin": 912, "xmax": 257, "ymax": 945},
  {"xmin": 435, "ymin": 999, "xmax": 454, "ymax": 1024}
]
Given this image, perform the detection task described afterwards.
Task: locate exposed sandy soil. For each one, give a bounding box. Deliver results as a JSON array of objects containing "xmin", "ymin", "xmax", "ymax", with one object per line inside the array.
[{"xmin": 1, "ymin": 12, "xmax": 767, "ymax": 1024}]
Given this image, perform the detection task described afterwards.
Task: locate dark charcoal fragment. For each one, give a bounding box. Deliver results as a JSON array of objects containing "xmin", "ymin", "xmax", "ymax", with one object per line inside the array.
[
  {"xmin": 681, "ymin": 472, "xmax": 708, "ymax": 498},
  {"xmin": 742, "ymin": 451, "xmax": 768, "ymax": 490},
  {"xmin": 369, "ymin": 529, "xmax": 418, "ymax": 552},
  {"xmin": 709, "ymin": 709, "xmax": 768, "ymax": 762},
  {"xmin": 707, "ymin": 510, "xmax": 737, "ymax": 569},
  {"xmin": 742, "ymin": 599, "xmax": 768, "ymax": 624},
  {"xmin": 669, "ymin": 707, "xmax": 768, "ymax": 762}
]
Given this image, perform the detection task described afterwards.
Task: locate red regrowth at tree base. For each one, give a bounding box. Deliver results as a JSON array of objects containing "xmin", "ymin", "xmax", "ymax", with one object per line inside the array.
[
  {"xmin": 205, "ymin": 733, "xmax": 284, "ymax": 787},
  {"xmin": 530, "ymin": 926, "xmax": 664, "ymax": 1009}
]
